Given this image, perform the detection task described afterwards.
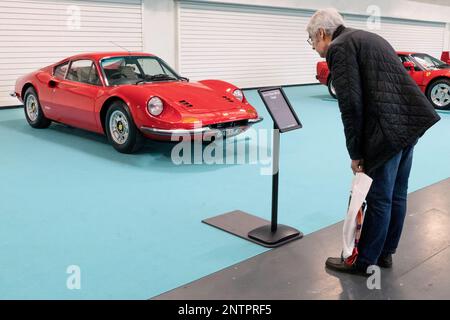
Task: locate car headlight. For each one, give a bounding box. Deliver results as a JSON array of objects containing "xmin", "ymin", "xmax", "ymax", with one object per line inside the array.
[
  {"xmin": 147, "ymin": 97, "xmax": 164, "ymax": 116},
  {"xmin": 233, "ymin": 89, "xmax": 244, "ymax": 102}
]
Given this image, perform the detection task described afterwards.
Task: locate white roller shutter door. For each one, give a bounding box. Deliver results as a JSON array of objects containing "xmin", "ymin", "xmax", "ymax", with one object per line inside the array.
[
  {"xmin": 344, "ymin": 15, "xmax": 445, "ymax": 59},
  {"xmin": 0, "ymin": 0, "xmax": 143, "ymax": 107},
  {"xmin": 178, "ymin": 1, "xmax": 446, "ymax": 89},
  {"xmin": 178, "ymin": 1, "xmax": 318, "ymax": 88}
]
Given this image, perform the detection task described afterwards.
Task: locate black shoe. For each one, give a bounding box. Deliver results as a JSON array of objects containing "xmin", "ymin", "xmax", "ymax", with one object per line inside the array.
[
  {"xmin": 325, "ymin": 257, "xmax": 369, "ymax": 277},
  {"xmin": 377, "ymin": 254, "xmax": 393, "ymax": 268}
]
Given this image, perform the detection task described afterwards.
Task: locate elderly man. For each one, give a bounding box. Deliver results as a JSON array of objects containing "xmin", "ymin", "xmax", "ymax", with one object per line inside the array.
[{"xmin": 306, "ymin": 8, "xmax": 440, "ymax": 275}]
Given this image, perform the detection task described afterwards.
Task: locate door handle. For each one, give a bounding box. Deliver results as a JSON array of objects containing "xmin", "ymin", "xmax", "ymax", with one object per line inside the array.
[{"xmin": 48, "ymin": 79, "xmax": 58, "ymax": 88}]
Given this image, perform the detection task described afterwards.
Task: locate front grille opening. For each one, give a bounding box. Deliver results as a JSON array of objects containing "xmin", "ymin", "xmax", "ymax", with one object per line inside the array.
[{"xmin": 210, "ymin": 119, "xmax": 248, "ymax": 129}]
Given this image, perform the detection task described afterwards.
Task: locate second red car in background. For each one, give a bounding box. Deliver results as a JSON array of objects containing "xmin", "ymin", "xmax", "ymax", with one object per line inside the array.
[{"xmin": 316, "ymin": 51, "xmax": 450, "ymax": 110}]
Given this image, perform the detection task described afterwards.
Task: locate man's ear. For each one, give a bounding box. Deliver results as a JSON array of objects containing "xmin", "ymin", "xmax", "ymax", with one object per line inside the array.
[{"xmin": 319, "ymin": 28, "xmax": 325, "ymax": 39}]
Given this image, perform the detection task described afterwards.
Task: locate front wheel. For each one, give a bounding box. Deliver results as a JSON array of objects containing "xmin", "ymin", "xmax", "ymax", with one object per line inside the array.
[
  {"xmin": 23, "ymin": 87, "xmax": 51, "ymax": 128},
  {"xmin": 105, "ymin": 101, "xmax": 143, "ymax": 153},
  {"xmin": 426, "ymin": 79, "xmax": 450, "ymax": 110},
  {"xmin": 328, "ymin": 78, "xmax": 337, "ymax": 99}
]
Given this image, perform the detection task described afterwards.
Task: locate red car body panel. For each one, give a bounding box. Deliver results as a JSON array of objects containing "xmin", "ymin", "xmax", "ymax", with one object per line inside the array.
[
  {"xmin": 315, "ymin": 51, "xmax": 450, "ymax": 95},
  {"xmin": 316, "ymin": 61, "xmax": 329, "ymax": 87},
  {"xmin": 441, "ymin": 51, "xmax": 450, "ymax": 64},
  {"xmin": 14, "ymin": 52, "xmax": 261, "ymax": 141}
]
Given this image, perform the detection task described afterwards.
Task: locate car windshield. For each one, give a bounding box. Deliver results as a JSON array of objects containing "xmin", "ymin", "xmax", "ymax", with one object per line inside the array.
[
  {"xmin": 412, "ymin": 53, "xmax": 448, "ymax": 70},
  {"xmin": 100, "ymin": 56, "xmax": 179, "ymax": 85}
]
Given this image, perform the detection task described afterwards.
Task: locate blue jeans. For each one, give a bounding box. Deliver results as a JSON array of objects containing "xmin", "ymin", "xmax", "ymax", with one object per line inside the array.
[{"xmin": 356, "ymin": 144, "xmax": 415, "ymax": 267}]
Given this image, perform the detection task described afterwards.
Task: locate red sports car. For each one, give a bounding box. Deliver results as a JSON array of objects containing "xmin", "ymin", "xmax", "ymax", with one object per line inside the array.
[
  {"xmin": 316, "ymin": 51, "xmax": 450, "ymax": 110},
  {"xmin": 11, "ymin": 52, "xmax": 263, "ymax": 153}
]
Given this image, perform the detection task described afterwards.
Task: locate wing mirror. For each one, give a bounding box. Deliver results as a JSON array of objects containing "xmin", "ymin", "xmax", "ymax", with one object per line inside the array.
[{"xmin": 403, "ymin": 61, "xmax": 415, "ymax": 72}]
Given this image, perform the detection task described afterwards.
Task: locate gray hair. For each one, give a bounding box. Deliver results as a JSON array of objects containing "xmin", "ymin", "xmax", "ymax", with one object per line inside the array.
[{"xmin": 306, "ymin": 8, "xmax": 345, "ymax": 38}]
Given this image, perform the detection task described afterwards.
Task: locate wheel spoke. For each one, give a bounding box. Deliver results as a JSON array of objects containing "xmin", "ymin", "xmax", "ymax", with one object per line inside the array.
[
  {"xmin": 26, "ymin": 95, "xmax": 39, "ymax": 121},
  {"xmin": 109, "ymin": 110, "xmax": 130, "ymax": 145},
  {"xmin": 430, "ymin": 82, "xmax": 450, "ymax": 107}
]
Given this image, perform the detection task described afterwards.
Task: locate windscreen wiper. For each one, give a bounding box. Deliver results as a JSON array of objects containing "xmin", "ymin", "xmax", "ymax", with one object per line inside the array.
[{"xmin": 135, "ymin": 74, "xmax": 177, "ymax": 85}]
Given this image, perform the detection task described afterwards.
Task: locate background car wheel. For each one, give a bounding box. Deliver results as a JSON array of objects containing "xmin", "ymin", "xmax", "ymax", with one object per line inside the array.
[
  {"xmin": 426, "ymin": 79, "xmax": 450, "ymax": 110},
  {"xmin": 23, "ymin": 87, "xmax": 51, "ymax": 128},
  {"xmin": 328, "ymin": 78, "xmax": 337, "ymax": 99},
  {"xmin": 105, "ymin": 101, "xmax": 143, "ymax": 153}
]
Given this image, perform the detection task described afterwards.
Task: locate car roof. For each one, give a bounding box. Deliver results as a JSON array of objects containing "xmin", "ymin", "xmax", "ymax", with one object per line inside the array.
[
  {"xmin": 396, "ymin": 51, "xmax": 418, "ymax": 55},
  {"xmin": 55, "ymin": 52, "xmax": 155, "ymax": 64}
]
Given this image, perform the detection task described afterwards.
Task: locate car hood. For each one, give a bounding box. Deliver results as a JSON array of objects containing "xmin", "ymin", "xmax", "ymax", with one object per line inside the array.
[{"xmin": 131, "ymin": 81, "xmax": 245, "ymax": 114}]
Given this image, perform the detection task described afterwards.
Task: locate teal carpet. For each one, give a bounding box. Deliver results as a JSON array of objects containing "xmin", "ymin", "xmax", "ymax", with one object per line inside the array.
[{"xmin": 0, "ymin": 84, "xmax": 448, "ymax": 299}]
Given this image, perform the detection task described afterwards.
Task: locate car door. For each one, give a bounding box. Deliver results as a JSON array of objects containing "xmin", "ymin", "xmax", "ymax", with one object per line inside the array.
[
  {"xmin": 40, "ymin": 61, "xmax": 69, "ymax": 120},
  {"xmin": 51, "ymin": 59, "xmax": 102, "ymax": 132},
  {"xmin": 399, "ymin": 55, "xmax": 425, "ymax": 86}
]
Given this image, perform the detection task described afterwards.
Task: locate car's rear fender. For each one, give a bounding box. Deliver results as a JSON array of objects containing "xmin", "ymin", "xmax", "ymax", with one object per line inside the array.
[{"xmin": 15, "ymin": 72, "xmax": 38, "ymax": 102}]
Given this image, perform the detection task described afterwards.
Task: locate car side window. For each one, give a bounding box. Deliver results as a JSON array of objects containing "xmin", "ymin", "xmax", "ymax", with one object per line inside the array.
[
  {"xmin": 398, "ymin": 55, "xmax": 421, "ymax": 72},
  {"xmin": 88, "ymin": 63, "xmax": 101, "ymax": 85},
  {"xmin": 67, "ymin": 60, "xmax": 101, "ymax": 85},
  {"xmin": 54, "ymin": 61, "xmax": 69, "ymax": 79}
]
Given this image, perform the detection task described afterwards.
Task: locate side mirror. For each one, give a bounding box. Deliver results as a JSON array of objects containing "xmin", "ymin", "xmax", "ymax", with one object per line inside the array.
[{"xmin": 403, "ymin": 61, "xmax": 415, "ymax": 72}]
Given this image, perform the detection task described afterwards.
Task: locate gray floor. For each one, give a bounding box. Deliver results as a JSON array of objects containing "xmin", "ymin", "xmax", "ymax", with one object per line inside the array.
[{"xmin": 153, "ymin": 178, "xmax": 450, "ymax": 300}]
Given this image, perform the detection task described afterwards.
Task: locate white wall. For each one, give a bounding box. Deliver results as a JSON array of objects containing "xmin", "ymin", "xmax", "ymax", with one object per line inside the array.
[
  {"xmin": 184, "ymin": 0, "xmax": 450, "ymax": 24},
  {"xmin": 142, "ymin": 0, "xmax": 177, "ymax": 68},
  {"xmin": 142, "ymin": 0, "xmax": 450, "ymax": 73}
]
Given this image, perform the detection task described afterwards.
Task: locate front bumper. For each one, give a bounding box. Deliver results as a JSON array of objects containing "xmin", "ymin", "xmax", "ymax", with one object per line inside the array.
[{"xmin": 140, "ymin": 117, "xmax": 263, "ymax": 138}]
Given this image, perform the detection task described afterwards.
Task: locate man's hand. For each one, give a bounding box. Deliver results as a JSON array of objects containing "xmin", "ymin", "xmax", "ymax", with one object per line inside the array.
[{"xmin": 351, "ymin": 159, "xmax": 364, "ymax": 174}]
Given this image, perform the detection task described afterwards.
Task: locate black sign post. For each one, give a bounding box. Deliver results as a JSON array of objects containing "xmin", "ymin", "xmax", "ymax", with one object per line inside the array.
[
  {"xmin": 202, "ymin": 87, "xmax": 303, "ymax": 248},
  {"xmin": 247, "ymin": 87, "xmax": 303, "ymax": 246}
]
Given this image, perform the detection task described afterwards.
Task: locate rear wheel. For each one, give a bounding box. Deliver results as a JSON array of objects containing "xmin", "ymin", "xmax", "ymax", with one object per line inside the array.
[
  {"xmin": 426, "ymin": 79, "xmax": 450, "ymax": 110},
  {"xmin": 105, "ymin": 101, "xmax": 143, "ymax": 153},
  {"xmin": 328, "ymin": 78, "xmax": 337, "ymax": 99},
  {"xmin": 24, "ymin": 87, "xmax": 51, "ymax": 128}
]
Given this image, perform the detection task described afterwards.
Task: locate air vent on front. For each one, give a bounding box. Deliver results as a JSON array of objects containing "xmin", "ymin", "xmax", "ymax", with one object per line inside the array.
[
  {"xmin": 179, "ymin": 100, "xmax": 193, "ymax": 107},
  {"xmin": 222, "ymin": 96, "xmax": 234, "ymax": 103}
]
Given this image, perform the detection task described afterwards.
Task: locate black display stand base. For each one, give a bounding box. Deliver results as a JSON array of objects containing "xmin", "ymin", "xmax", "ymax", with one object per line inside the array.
[
  {"xmin": 248, "ymin": 224, "xmax": 303, "ymax": 247},
  {"xmin": 203, "ymin": 210, "xmax": 303, "ymax": 248}
]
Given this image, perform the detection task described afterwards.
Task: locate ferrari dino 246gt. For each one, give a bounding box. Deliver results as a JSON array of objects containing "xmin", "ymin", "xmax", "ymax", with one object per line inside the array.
[{"xmin": 11, "ymin": 52, "xmax": 263, "ymax": 153}]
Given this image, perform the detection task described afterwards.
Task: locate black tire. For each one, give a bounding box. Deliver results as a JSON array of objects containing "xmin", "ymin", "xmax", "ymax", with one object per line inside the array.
[
  {"xmin": 105, "ymin": 101, "xmax": 143, "ymax": 153},
  {"xmin": 328, "ymin": 78, "xmax": 337, "ymax": 99},
  {"xmin": 426, "ymin": 78, "xmax": 450, "ymax": 110},
  {"xmin": 23, "ymin": 87, "xmax": 51, "ymax": 128}
]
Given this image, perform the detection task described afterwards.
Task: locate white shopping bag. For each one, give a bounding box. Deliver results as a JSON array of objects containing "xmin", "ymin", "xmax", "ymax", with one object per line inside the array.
[{"xmin": 342, "ymin": 172, "xmax": 373, "ymax": 263}]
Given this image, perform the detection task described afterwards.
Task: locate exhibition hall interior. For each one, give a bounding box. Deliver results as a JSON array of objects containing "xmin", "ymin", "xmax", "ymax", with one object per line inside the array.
[{"xmin": 0, "ymin": 0, "xmax": 449, "ymax": 301}]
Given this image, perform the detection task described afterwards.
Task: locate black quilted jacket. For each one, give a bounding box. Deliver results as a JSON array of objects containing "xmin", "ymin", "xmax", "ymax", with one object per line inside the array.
[{"xmin": 326, "ymin": 25, "xmax": 440, "ymax": 174}]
